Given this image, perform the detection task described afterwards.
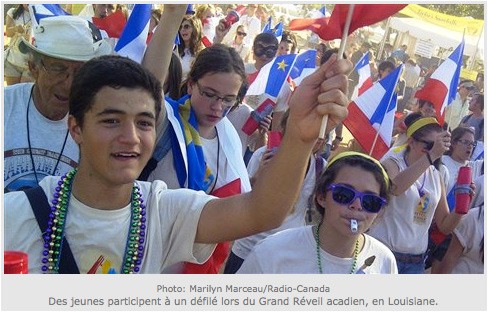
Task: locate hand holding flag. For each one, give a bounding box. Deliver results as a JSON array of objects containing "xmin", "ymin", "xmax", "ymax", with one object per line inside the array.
[{"xmin": 286, "ymin": 54, "xmax": 351, "ymax": 144}]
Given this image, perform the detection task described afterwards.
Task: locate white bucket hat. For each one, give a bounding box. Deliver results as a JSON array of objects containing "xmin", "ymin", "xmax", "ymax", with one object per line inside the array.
[{"xmin": 19, "ymin": 15, "xmax": 112, "ymax": 62}]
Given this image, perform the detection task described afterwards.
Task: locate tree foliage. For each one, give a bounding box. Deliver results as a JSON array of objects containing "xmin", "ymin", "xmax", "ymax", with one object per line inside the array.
[{"xmin": 419, "ymin": 4, "xmax": 484, "ymax": 20}]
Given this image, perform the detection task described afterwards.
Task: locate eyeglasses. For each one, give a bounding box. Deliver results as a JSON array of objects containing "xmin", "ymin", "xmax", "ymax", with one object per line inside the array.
[
  {"xmin": 180, "ymin": 24, "xmax": 192, "ymax": 30},
  {"xmin": 457, "ymin": 139, "xmax": 476, "ymax": 147},
  {"xmin": 254, "ymin": 44, "xmax": 277, "ymax": 58},
  {"xmin": 415, "ymin": 138, "xmax": 434, "ymax": 151},
  {"xmin": 195, "ymin": 81, "xmax": 237, "ymax": 109},
  {"xmin": 236, "ymin": 31, "xmax": 247, "ymax": 37},
  {"xmin": 326, "ymin": 184, "xmax": 386, "ymax": 214},
  {"xmin": 39, "ymin": 60, "xmax": 82, "ymax": 80}
]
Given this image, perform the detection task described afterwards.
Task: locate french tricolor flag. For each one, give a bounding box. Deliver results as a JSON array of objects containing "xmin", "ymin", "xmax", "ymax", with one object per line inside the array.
[
  {"xmin": 351, "ymin": 52, "xmax": 373, "ymax": 100},
  {"xmin": 344, "ymin": 64, "xmax": 403, "ymax": 159},
  {"xmin": 114, "ymin": 4, "xmax": 151, "ymax": 64},
  {"xmin": 415, "ymin": 40, "xmax": 464, "ymax": 125}
]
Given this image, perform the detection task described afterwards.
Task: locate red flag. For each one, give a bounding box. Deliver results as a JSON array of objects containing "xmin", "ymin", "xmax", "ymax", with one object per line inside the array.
[
  {"xmin": 92, "ymin": 10, "xmax": 127, "ymax": 38},
  {"xmin": 289, "ymin": 17, "xmax": 330, "ymax": 33},
  {"xmin": 318, "ymin": 4, "xmax": 407, "ymax": 41},
  {"xmin": 182, "ymin": 179, "xmax": 241, "ymax": 274}
]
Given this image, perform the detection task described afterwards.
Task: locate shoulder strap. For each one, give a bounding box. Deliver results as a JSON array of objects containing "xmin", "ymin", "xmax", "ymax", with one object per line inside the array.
[
  {"xmin": 138, "ymin": 124, "xmax": 174, "ymax": 181},
  {"xmin": 24, "ymin": 186, "xmax": 80, "ymax": 274}
]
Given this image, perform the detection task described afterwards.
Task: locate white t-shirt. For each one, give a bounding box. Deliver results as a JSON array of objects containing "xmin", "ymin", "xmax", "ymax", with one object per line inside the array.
[
  {"xmin": 450, "ymin": 206, "xmax": 484, "ymax": 274},
  {"xmin": 226, "ymin": 103, "xmax": 264, "ymax": 156},
  {"xmin": 369, "ymin": 149, "xmax": 443, "ymax": 255},
  {"xmin": 4, "ymin": 176, "xmax": 216, "ymax": 274},
  {"xmin": 231, "ymin": 151, "xmax": 320, "ymax": 260},
  {"xmin": 4, "ymin": 83, "xmax": 79, "ymax": 191},
  {"xmin": 238, "ymin": 226, "xmax": 398, "ymax": 274}
]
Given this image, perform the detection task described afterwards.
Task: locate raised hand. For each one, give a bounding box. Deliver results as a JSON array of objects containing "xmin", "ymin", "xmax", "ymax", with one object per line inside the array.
[{"xmin": 286, "ymin": 54, "xmax": 352, "ymax": 144}]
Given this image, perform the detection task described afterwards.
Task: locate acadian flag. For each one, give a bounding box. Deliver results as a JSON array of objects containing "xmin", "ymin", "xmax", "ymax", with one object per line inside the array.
[
  {"xmin": 344, "ymin": 65, "xmax": 403, "ymax": 159},
  {"xmin": 166, "ymin": 95, "xmax": 214, "ymax": 191},
  {"xmin": 317, "ymin": 4, "xmax": 407, "ymax": 41},
  {"xmin": 29, "ymin": 4, "xmax": 70, "ymax": 26},
  {"xmin": 289, "ymin": 49, "xmax": 317, "ymax": 86},
  {"xmin": 351, "ymin": 52, "xmax": 373, "ymax": 100},
  {"xmin": 262, "ymin": 16, "xmax": 273, "ymax": 33},
  {"xmin": 319, "ymin": 6, "xmax": 328, "ymax": 17},
  {"xmin": 414, "ymin": 40, "xmax": 465, "ymax": 125},
  {"xmin": 264, "ymin": 21, "xmax": 283, "ymax": 42},
  {"xmin": 246, "ymin": 53, "xmax": 297, "ymax": 98},
  {"xmin": 114, "ymin": 4, "xmax": 152, "ymax": 63}
]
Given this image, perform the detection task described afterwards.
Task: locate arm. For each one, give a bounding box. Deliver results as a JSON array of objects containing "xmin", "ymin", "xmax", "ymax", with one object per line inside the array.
[
  {"xmin": 196, "ymin": 55, "xmax": 352, "ymax": 243},
  {"xmin": 384, "ymin": 131, "xmax": 450, "ymax": 196},
  {"xmin": 434, "ymin": 233, "xmax": 463, "ymax": 274},
  {"xmin": 141, "ymin": 4, "xmax": 186, "ymax": 135},
  {"xmin": 249, "ymin": 115, "xmax": 271, "ymax": 151}
]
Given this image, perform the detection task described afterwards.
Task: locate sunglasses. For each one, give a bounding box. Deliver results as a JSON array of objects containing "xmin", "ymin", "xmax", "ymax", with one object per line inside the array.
[
  {"xmin": 254, "ymin": 45, "xmax": 277, "ymax": 58},
  {"xmin": 237, "ymin": 31, "xmax": 247, "ymax": 37},
  {"xmin": 415, "ymin": 138, "xmax": 434, "ymax": 151},
  {"xmin": 326, "ymin": 184, "xmax": 386, "ymax": 214}
]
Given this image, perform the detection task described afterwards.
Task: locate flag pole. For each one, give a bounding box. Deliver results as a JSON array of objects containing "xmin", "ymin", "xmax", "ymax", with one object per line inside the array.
[{"xmin": 319, "ymin": 4, "xmax": 355, "ymax": 139}]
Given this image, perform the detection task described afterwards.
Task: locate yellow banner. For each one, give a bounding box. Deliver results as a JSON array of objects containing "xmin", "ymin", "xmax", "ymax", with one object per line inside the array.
[
  {"xmin": 460, "ymin": 68, "xmax": 478, "ymax": 81},
  {"xmin": 400, "ymin": 4, "xmax": 484, "ymax": 36}
]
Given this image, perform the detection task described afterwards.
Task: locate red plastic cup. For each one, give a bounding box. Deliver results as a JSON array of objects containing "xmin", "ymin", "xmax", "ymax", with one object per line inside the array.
[
  {"xmin": 4, "ymin": 251, "xmax": 28, "ymax": 274},
  {"xmin": 223, "ymin": 5, "xmax": 246, "ymax": 29},
  {"xmin": 455, "ymin": 166, "xmax": 472, "ymax": 214}
]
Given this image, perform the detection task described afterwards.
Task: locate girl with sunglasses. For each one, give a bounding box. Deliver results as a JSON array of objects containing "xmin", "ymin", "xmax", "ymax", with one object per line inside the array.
[
  {"xmin": 238, "ymin": 152, "xmax": 398, "ymax": 274},
  {"xmin": 176, "ymin": 16, "xmax": 204, "ymax": 80},
  {"xmin": 368, "ymin": 117, "xmax": 466, "ymax": 274},
  {"xmin": 427, "ymin": 126, "xmax": 483, "ymax": 273},
  {"xmin": 224, "ymin": 25, "xmax": 251, "ymax": 62}
]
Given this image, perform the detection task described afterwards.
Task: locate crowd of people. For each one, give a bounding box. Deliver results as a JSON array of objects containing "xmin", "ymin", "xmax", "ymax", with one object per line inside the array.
[{"xmin": 3, "ymin": 4, "xmax": 484, "ymax": 275}]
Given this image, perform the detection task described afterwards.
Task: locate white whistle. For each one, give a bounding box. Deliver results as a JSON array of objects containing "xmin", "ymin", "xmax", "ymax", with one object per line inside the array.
[{"xmin": 350, "ymin": 219, "xmax": 358, "ymax": 233}]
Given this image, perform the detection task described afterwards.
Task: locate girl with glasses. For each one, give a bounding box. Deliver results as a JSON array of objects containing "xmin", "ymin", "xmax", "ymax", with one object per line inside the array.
[
  {"xmin": 368, "ymin": 117, "xmax": 467, "ymax": 274},
  {"xmin": 238, "ymin": 152, "xmax": 398, "ymax": 274},
  {"xmin": 427, "ymin": 126, "xmax": 483, "ymax": 273}
]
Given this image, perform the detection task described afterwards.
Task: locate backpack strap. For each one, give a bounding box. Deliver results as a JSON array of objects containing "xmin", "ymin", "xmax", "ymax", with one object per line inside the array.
[
  {"xmin": 138, "ymin": 123, "xmax": 174, "ymax": 181},
  {"xmin": 24, "ymin": 186, "xmax": 80, "ymax": 274}
]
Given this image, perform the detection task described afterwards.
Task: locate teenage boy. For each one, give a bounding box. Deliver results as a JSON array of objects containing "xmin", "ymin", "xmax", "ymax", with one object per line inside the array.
[{"xmin": 4, "ymin": 54, "xmax": 352, "ymax": 274}]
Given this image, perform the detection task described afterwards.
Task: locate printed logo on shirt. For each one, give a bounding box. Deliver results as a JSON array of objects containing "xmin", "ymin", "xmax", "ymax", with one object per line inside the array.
[
  {"xmin": 4, "ymin": 148, "xmax": 77, "ymax": 192},
  {"xmin": 413, "ymin": 192, "xmax": 430, "ymax": 224}
]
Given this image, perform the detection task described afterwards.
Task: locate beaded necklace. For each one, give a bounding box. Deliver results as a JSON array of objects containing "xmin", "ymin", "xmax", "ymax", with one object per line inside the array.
[
  {"xmin": 314, "ymin": 224, "xmax": 359, "ymax": 274},
  {"xmin": 41, "ymin": 169, "xmax": 147, "ymax": 274}
]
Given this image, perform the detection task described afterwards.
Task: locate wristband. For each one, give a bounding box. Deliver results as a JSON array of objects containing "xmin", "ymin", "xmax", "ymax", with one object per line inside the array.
[
  {"xmin": 335, "ymin": 136, "xmax": 343, "ymax": 142},
  {"xmin": 426, "ymin": 152, "xmax": 434, "ymax": 165}
]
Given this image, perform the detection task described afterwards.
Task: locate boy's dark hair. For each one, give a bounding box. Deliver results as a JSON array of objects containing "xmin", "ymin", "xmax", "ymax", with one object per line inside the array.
[
  {"xmin": 187, "ymin": 43, "xmax": 247, "ymax": 87},
  {"xmin": 313, "ymin": 155, "xmax": 391, "ymax": 217},
  {"xmin": 253, "ymin": 32, "xmax": 279, "ymax": 47},
  {"xmin": 69, "ymin": 55, "xmax": 162, "ymax": 127},
  {"xmin": 378, "ymin": 60, "xmax": 395, "ymax": 73}
]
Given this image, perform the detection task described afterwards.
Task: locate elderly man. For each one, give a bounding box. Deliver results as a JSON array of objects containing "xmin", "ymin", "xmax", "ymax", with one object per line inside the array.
[{"xmin": 4, "ymin": 16, "xmax": 112, "ymax": 192}]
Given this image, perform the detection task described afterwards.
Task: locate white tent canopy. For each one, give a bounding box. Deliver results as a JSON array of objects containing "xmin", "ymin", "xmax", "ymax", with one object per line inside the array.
[{"xmin": 389, "ymin": 17, "xmax": 484, "ymax": 60}]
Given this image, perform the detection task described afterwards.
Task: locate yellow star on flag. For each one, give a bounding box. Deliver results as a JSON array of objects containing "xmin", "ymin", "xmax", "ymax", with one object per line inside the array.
[{"xmin": 277, "ymin": 60, "xmax": 288, "ymax": 71}]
